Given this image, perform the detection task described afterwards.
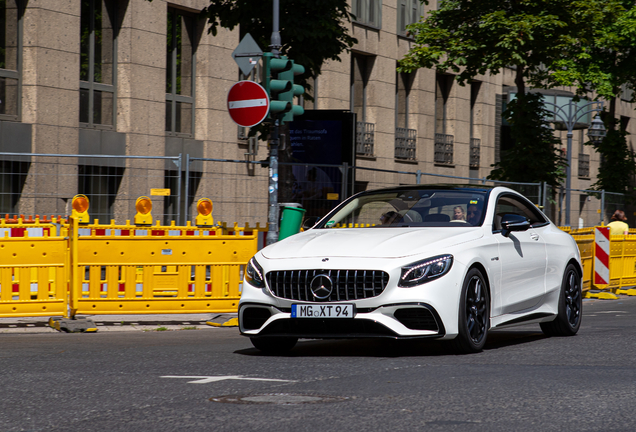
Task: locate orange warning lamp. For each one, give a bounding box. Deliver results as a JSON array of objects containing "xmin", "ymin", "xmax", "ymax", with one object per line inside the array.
[
  {"xmin": 134, "ymin": 196, "xmax": 153, "ymax": 225},
  {"xmin": 71, "ymin": 194, "xmax": 90, "ymax": 223},
  {"xmin": 195, "ymin": 198, "xmax": 214, "ymax": 226}
]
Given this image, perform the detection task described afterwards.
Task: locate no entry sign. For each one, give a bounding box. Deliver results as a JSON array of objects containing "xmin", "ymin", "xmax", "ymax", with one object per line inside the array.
[{"xmin": 227, "ymin": 80, "xmax": 269, "ymax": 127}]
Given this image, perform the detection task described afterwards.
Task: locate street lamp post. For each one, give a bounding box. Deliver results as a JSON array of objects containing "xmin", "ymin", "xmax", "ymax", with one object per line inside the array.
[{"xmin": 542, "ymin": 100, "xmax": 606, "ymax": 226}]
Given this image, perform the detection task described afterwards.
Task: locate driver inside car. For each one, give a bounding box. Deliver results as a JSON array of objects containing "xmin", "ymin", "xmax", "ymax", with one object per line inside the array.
[
  {"xmin": 380, "ymin": 211, "xmax": 400, "ymax": 225},
  {"xmin": 466, "ymin": 203, "xmax": 483, "ymax": 225}
]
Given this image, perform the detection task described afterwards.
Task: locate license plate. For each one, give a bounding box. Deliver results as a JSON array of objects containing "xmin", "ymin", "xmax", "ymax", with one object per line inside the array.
[{"xmin": 291, "ymin": 304, "xmax": 355, "ymax": 318}]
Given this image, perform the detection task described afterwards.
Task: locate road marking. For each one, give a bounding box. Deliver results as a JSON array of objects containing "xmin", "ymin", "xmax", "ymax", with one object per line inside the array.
[{"xmin": 161, "ymin": 375, "xmax": 296, "ymax": 384}]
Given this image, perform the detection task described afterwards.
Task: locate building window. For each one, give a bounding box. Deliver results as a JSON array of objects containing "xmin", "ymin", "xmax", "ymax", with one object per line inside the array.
[
  {"xmin": 0, "ymin": 0, "xmax": 23, "ymax": 120},
  {"xmin": 469, "ymin": 81, "xmax": 481, "ymax": 169},
  {"xmin": 352, "ymin": 0, "xmax": 382, "ymax": 28},
  {"xmin": 351, "ymin": 53, "xmax": 375, "ymax": 156},
  {"xmin": 434, "ymin": 73, "xmax": 454, "ymax": 165},
  {"xmin": 166, "ymin": 8, "xmax": 196, "ymax": 136},
  {"xmin": 395, "ymin": 69, "xmax": 416, "ymax": 160},
  {"xmin": 80, "ymin": 0, "xmax": 117, "ymax": 128},
  {"xmin": 397, "ymin": 0, "xmax": 421, "ymax": 37},
  {"xmin": 0, "ymin": 159, "xmax": 27, "ymax": 214},
  {"xmin": 78, "ymin": 165, "xmax": 124, "ymax": 224}
]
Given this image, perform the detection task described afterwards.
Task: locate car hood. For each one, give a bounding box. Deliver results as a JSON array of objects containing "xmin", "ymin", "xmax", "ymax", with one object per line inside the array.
[{"xmin": 261, "ymin": 227, "xmax": 484, "ymax": 259}]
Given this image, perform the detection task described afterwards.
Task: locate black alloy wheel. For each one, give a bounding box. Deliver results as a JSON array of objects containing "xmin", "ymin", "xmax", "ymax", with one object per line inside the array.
[
  {"xmin": 453, "ymin": 268, "xmax": 490, "ymax": 353},
  {"xmin": 540, "ymin": 264, "xmax": 582, "ymax": 336}
]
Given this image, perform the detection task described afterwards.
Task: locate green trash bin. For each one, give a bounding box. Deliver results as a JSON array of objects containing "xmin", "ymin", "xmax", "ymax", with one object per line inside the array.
[{"xmin": 279, "ymin": 204, "xmax": 306, "ymax": 240}]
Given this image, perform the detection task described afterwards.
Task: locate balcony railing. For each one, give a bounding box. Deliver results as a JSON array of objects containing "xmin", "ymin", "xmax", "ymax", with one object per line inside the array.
[
  {"xmin": 470, "ymin": 137, "xmax": 480, "ymax": 168},
  {"xmin": 395, "ymin": 127, "xmax": 417, "ymax": 161},
  {"xmin": 356, "ymin": 121, "xmax": 375, "ymax": 156},
  {"xmin": 434, "ymin": 133, "xmax": 454, "ymax": 165},
  {"xmin": 578, "ymin": 153, "xmax": 590, "ymax": 178}
]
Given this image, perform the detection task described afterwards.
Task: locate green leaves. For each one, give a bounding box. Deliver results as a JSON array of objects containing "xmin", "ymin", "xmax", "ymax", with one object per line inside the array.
[
  {"xmin": 202, "ymin": 0, "xmax": 357, "ymax": 96},
  {"xmin": 399, "ymin": 0, "xmax": 603, "ymax": 90},
  {"xmin": 489, "ymin": 93, "xmax": 567, "ymax": 188},
  {"xmin": 587, "ymin": 124, "xmax": 636, "ymax": 194}
]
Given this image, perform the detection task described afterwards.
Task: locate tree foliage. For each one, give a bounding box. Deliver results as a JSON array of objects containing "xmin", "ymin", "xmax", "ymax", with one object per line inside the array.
[
  {"xmin": 552, "ymin": 1, "xmax": 636, "ymax": 106},
  {"xmin": 488, "ymin": 93, "xmax": 567, "ymax": 188},
  {"xmin": 587, "ymin": 126, "xmax": 636, "ymax": 193},
  {"xmin": 398, "ymin": 0, "xmax": 592, "ymax": 96},
  {"xmin": 202, "ymin": 0, "xmax": 357, "ymax": 92},
  {"xmin": 398, "ymin": 0, "xmax": 636, "ymax": 190}
]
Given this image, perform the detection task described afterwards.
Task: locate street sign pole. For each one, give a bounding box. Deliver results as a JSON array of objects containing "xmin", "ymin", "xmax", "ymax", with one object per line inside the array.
[{"xmin": 266, "ymin": 0, "xmax": 282, "ymax": 246}]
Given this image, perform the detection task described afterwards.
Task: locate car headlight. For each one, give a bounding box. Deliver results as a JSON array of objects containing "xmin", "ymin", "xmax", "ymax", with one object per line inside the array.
[
  {"xmin": 398, "ymin": 254, "xmax": 453, "ymax": 287},
  {"xmin": 245, "ymin": 257, "xmax": 265, "ymax": 288}
]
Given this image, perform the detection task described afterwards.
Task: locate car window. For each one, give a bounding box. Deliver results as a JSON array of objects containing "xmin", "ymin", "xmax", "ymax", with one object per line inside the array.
[
  {"xmin": 493, "ymin": 194, "xmax": 548, "ymax": 230},
  {"xmin": 316, "ymin": 188, "xmax": 490, "ymax": 228}
]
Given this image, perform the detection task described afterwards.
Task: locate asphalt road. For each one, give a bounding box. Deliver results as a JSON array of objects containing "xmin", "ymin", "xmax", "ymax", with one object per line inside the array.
[{"xmin": 2, "ymin": 297, "xmax": 636, "ymax": 432}]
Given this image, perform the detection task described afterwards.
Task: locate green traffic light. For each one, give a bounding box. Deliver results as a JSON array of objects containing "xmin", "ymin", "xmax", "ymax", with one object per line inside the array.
[{"xmin": 261, "ymin": 53, "xmax": 306, "ymax": 122}]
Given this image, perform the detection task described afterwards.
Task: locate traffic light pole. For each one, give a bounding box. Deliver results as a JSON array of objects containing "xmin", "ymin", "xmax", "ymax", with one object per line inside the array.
[
  {"xmin": 266, "ymin": 120, "xmax": 280, "ymax": 246},
  {"xmin": 266, "ymin": 0, "xmax": 281, "ymax": 246}
]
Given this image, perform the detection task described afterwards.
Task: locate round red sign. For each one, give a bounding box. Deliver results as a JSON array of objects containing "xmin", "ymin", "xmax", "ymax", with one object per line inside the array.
[{"xmin": 227, "ymin": 81, "xmax": 270, "ymax": 128}]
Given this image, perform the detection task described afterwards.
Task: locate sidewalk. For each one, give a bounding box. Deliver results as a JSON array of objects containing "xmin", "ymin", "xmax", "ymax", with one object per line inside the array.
[{"xmin": 0, "ymin": 313, "xmax": 238, "ymax": 334}]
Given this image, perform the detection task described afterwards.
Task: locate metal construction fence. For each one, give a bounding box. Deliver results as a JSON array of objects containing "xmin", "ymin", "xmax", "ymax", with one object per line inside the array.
[
  {"xmin": 0, "ymin": 152, "xmax": 627, "ymax": 228},
  {"xmin": 0, "ymin": 152, "xmax": 183, "ymax": 224},
  {"xmin": 548, "ymin": 186, "xmax": 625, "ymax": 228}
]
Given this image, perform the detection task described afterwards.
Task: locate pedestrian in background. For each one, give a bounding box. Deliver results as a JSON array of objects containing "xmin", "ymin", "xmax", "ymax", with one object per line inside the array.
[{"xmin": 608, "ymin": 209, "xmax": 629, "ymax": 235}]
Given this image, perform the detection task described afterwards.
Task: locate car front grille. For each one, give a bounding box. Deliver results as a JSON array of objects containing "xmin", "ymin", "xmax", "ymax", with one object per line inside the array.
[{"xmin": 266, "ymin": 269, "xmax": 389, "ymax": 302}]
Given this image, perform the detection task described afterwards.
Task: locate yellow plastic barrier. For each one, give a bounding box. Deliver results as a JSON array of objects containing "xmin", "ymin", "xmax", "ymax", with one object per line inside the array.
[
  {"xmin": 607, "ymin": 234, "xmax": 636, "ymax": 295},
  {"xmin": 0, "ymin": 217, "xmax": 69, "ymax": 318},
  {"xmin": 571, "ymin": 233, "xmax": 593, "ymax": 293},
  {"xmin": 68, "ymin": 218, "xmax": 264, "ymax": 316}
]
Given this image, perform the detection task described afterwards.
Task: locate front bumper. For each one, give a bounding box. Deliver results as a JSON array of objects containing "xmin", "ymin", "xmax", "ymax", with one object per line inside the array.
[{"xmin": 239, "ymin": 302, "xmax": 447, "ymax": 340}]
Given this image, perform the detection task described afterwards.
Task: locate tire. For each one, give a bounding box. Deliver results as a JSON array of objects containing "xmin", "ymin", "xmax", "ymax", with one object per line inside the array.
[
  {"xmin": 250, "ymin": 336, "xmax": 298, "ymax": 354},
  {"xmin": 452, "ymin": 268, "xmax": 490, "ymax": 354},
  {"xmin": 540, "ymin": 264, "xmax": 582, "ymax": 337}
]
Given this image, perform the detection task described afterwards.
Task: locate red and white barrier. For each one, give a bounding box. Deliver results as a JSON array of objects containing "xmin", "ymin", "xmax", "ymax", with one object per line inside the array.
[
  {"xmin": 0, "ymin": 227, "xmax": 52, "ymax": 237},
  {"xmin": 594, "ymin": 226, "xmax": 610, "ymax": 286}
]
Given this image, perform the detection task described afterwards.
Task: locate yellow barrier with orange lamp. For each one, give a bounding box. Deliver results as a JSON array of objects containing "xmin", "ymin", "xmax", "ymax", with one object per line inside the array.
[{"xmin": 67, "ymin": 196, "xmax": 264, "ymax": 317}]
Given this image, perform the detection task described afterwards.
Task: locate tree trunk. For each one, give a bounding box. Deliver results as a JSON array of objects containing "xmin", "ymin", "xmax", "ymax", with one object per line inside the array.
[{"xmin": 515, "ymin": 65, "xmax": 525, "ymax": 98}]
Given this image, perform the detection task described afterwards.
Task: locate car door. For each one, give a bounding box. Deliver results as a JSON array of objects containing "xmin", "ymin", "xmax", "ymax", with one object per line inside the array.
[{"xmin": 493, "ymin": 194, "xmax": 548, "ymax": 315}]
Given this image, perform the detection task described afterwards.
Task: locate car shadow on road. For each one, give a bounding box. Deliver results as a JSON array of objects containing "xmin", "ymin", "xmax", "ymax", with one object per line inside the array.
[{"xmin": 235, "ymin": 330, "xmax": 547, "ymax": 357}]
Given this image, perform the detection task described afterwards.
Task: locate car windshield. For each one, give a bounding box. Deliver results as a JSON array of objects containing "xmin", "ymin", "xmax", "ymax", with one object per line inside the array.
[{"xmin": 315, "ymin": 188, "xmax": 490, "ymax": 228}]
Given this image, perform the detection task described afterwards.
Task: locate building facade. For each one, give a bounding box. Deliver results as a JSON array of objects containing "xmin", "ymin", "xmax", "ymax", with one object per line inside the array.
[{"xmin": 0, "ymin": 0, "xmax": 634, "ymax": 226}]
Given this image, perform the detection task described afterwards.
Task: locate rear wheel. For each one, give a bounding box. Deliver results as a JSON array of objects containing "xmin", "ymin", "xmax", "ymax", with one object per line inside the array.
[
  {"xmin": 250, "ymin": 336, "xmax": 298, "ymax": 354},
  {"xmin": 452, "ymin": 268, "xmax": 490, "ymax": 354},
  {"xmin": 540, "ymin": 264, "xmax": 582, "ymax": 337}
]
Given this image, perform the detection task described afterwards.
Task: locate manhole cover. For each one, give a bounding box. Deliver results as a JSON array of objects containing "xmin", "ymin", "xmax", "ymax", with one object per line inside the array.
[{"xmin": 210, "ymin": 393, "xmax": 349, "ymax": 405}]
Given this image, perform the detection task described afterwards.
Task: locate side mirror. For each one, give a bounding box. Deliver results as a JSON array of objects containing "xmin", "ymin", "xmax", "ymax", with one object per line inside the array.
[
  {"xmin": 500, "ymin": 213, "xmax": 531, "ymax": 237},
  {"xmin": 302, "ymin": 216, "xmax": 320, "ymax": 230}
]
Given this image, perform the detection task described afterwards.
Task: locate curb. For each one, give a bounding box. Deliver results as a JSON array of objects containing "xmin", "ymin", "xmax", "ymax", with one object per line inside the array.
[{"xmin": 0, "ymin": 313, "xmax": 238, "ymax": 334}]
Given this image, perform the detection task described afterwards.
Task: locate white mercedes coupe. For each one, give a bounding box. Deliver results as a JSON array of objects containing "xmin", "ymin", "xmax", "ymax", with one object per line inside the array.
[{"xmin": 239, "ymin": 185, "xmax": 582, "ymax": 354}]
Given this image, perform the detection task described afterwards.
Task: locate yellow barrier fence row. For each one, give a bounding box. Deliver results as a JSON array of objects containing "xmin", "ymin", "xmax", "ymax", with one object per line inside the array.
[{"xmin": 0, "ymin": 216, "xmax": 267, "ymax": 318}]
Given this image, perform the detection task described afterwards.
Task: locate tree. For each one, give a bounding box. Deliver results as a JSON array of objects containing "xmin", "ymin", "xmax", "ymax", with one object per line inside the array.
[
  {"xmin": 587, "ymin": 127, "xmax": 636, "ymax": 194},
  {"xmin": 489, "ymin": 93, "xmax": 567, "ymax": 188},
  {"xmin": 398, "ymin": 0, "xmax": 599, "ymax": 187},
  {"xmin": 551, "ymin": 1, "xmax": 636, "ymax": 194},
  {"xmin": 202, "ymin": 0, "xmax": 357, "ymax": 94}
]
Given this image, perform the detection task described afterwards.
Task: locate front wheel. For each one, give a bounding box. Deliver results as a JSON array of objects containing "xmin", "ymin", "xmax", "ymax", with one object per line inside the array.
[
  {"xmin": 250, "ymin": 336, "xmax": 298, "ymax": 354},
  {"xmin": 540, "ymin": 264, "xmax": 582, "ymax": 337},
  {"xmin": 452, "ymin": 268, "xmax": 490, "ymax": 354}
]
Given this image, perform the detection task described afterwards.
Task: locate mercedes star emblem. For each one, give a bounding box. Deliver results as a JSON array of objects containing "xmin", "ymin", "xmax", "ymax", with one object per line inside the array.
[{"xmin": 310, "ymin": 274, "xmax": 333, "ymax": 300}]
